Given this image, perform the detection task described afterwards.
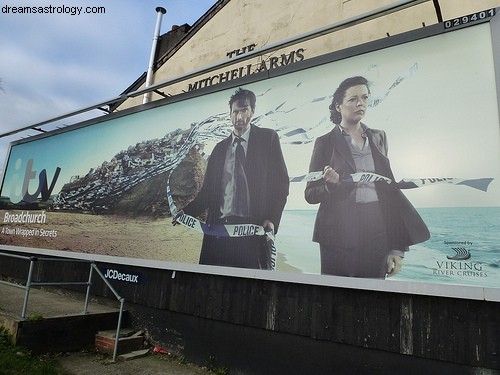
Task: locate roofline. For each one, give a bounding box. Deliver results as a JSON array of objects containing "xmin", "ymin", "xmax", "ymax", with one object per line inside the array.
[
  {"xmin": 154, "ymin": 0, "xmax": 230, "ymax": 70},
  {"xmin": 109, "ymin": 0, "xmax": 229, "ymax": 111}
]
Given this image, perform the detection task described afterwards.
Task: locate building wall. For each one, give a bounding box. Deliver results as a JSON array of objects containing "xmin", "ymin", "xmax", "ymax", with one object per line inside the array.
[
  {"xmin": 441, "ymin": 0, "xmax": 500, "ymax": 18},
  {"xmin": 116, "ymin": 0, "xmax": 500, "ymax": 110}
]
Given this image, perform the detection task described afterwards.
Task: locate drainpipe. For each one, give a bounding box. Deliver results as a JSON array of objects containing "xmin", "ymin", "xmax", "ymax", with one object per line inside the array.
[{"xmin": 143, "ymin": 7, "xmax": 167, "ymax": 104}]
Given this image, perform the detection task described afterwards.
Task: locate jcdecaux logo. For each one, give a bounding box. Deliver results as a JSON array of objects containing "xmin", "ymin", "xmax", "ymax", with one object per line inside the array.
[{"xmin": 103, "ymin": 268, "xmax": 144, "ymax": 284}]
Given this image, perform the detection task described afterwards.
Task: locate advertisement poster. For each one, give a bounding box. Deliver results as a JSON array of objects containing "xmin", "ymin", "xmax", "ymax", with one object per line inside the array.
[{"xmin": 1, "ymin": 22, "xmax": 499, "ymax": 289}]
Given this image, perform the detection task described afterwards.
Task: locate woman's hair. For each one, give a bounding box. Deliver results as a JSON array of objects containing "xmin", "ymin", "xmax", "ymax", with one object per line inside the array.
[{"xmin": 329, "ymin": 76, "xmax": 370, "ymax": 124}]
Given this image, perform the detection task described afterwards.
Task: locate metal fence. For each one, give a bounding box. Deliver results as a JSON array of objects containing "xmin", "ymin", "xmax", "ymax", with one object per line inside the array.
[{"xmin": 0, "ymin": 251, "xmax": 125, "ymax": 361}]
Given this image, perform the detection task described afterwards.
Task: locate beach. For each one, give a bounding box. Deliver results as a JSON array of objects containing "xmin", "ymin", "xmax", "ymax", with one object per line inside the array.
[{"xmin": 0, "ymin": 210, "xmax": 299, "ymax": 272}]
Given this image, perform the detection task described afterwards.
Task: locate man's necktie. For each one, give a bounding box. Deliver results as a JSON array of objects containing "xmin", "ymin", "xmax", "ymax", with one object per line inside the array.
[{"xmin": 234, "ymin": 137, "xmax": 249, "ymax": 216}]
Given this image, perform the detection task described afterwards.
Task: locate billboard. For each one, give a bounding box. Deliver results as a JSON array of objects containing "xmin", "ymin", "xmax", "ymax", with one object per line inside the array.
[{"xmin": 1, "ymin": 15, "xmax": 500, "ymax": 291}]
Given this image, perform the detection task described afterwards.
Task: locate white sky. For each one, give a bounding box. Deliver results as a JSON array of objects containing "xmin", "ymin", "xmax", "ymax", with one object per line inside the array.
[{"xmin": 0, "ymin": 0, "xmax": 216, "ymax": 173}]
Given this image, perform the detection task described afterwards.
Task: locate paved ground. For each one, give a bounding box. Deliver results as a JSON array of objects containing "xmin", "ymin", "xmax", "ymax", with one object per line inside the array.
[
  {"xmin": 55, "ymin": 350, "xmax": 210, "ymax": 375},
  {"xmin": 0, "ymin": 280, "xmax": 117, "ymax": 319}
]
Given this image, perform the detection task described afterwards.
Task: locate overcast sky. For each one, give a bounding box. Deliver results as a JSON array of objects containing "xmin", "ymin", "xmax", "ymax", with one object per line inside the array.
[{"xmin": 0, "ymin": 0, "xmax": 216, "ymax": 174}]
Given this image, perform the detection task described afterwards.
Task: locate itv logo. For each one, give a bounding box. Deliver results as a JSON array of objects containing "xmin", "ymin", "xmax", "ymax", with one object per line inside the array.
[{"xmin": 9, "ymin": 158, "xmax": 61, "ymax": 204}]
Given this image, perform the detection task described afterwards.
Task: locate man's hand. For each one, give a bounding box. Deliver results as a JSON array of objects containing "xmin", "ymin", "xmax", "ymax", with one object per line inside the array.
[
  {"xmin": 262, "ymin": 220, "xmax": 275, "ymax": 233},
  {"xmin": 386, "ymin": 255, "xmax": 403, "ymax": 277},
  {"xmin": 172, "ymin": 210, "xmax": 184, "ymax": 226}
]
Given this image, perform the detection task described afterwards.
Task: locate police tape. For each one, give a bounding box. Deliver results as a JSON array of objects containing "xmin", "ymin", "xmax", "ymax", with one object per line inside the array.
[
  {"xmin": 166, "ymin": 178, "xmax": 277, "ymax": 269},
  {"xmin": 174, "ymin": 211, "xmax": 269, "ymax": 237},
  {"xmin": 166, "ymin": 181, "xmax": 178, "ymax": 217},
  {"xmin": 290, "ymin": 171, "xmax": 493, "ymax": 192}
]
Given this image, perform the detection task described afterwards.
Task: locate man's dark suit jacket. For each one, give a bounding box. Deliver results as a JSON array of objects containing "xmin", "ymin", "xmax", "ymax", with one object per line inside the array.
[
  {"xmin": 305, "ymin": 125, "xmax": 429, "ymax": 250},
  {"xmin": 183, "ymin": 123, "xmax": 289, "ymax": 237}
]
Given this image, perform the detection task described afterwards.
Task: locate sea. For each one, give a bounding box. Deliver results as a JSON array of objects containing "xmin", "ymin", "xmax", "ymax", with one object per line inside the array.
[{"xmin": 275, "ymin": 207, "xmax": 500, "ymax": 288}]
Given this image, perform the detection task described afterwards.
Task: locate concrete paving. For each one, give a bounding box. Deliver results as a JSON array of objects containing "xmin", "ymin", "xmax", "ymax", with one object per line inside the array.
[
  {"xmin": 55, "ymin": 350, "xmax": 209, "ymax": 375},
  {"xmin": 0, "ymin": 281, "xmax": 117, "ymax": 320}
]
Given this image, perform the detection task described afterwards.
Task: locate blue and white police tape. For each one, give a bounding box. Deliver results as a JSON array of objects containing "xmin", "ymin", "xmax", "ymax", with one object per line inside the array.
[
  {"xmin": 167, "ymin": 182, "xmax": 277, "ymax": 270},
  {"xmin": 166, "ymin": 181, "xmax": 177, "ymax": 217},
  {"xmin": 290, "ymin": 171, "xmax": 493, "ymax": 192},
  {"xmin": 174, "ymin": 211, "xmax": 277, "ymax": 270},
  {"xmin": 175, "ymin": 211, "xmax": 267, "ymax": 237}
]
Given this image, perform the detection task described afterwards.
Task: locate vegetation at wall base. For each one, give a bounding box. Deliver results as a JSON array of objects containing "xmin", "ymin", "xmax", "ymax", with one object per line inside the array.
[
  {"xmin": 0, "ymin": 326, "xmax": 63, "ymax": 375},
  {"xmin": 206, "ymin": 355, "xmax": 229, "ymax": 375}
]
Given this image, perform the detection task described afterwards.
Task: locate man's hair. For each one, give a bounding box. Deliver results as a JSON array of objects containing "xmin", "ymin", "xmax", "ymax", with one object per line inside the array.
[
  {"xmin": 329, "ymin": 76, "xmax": 370, "ymax": 125},
  {"xmin": 229, "ymin": 88, "xmax": 256, "ymax": 110}
]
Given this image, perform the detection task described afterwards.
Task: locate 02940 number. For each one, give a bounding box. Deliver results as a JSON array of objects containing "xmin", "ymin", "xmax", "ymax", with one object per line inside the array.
[{"xmin": 444, "ymin": 8, "xmax": 496, "ymax": 29}]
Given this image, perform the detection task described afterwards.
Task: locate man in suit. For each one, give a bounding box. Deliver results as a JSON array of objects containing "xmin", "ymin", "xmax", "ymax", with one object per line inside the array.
[{"xmin": 175, "ymin": 88, "xmax": 289, "ymax": 269}]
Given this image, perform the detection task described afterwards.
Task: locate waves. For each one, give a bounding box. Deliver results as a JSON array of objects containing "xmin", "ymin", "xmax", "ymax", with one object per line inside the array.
[{"xmin": 276, "ymin": 207, "xmax": 500, "ymax": 287}]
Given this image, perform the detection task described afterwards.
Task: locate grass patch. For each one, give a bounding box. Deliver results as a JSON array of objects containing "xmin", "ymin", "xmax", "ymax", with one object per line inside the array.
[{"xmin": 0, "ymin": 326, "xmax": 64, "ymax": 375}]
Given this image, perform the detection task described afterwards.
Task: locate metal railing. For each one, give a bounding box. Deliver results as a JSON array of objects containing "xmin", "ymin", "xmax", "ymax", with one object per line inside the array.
[{"xmin": 0, "ymin": 251, "xmax": 125, "ymax": 361}]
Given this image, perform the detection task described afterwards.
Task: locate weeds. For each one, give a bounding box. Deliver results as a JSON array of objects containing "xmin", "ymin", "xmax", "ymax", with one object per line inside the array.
[
  {"xmin": 0, "ymin": 326, "xmax": 63, "ymax": 375},
  {"xmin": 29, "ymin": 313, "xmax": 44, "ymax": 321},
  {"xmin": 207, "ymin": 355, "xmax": 229, "ymax": 375}
]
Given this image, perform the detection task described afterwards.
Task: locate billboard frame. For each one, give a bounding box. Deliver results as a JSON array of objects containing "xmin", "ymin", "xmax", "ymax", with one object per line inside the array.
[{"xmin": 1, "ymin": 8, "xmax": 500, "ymax": 302}]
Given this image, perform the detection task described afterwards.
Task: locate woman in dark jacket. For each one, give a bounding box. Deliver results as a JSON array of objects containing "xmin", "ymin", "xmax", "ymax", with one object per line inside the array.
[{"xmin": 305, "ymin": 76, "xmax": 429, "ymax": 278}]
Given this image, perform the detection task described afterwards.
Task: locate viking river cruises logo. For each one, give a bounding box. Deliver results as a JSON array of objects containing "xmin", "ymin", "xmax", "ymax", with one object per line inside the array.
[
  {"xmin": 446, "ymin": 246, "xmax": 471, "ymax": 261},
  {"xmin": 433, "ymin": 241, "xmax": 487, "ymax": 278}
]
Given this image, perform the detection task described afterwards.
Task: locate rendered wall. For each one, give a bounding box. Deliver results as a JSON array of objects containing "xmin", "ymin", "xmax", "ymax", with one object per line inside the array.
[{"xmin": 116, "ymin": 0, "xmax": 500, "ymax": 110}]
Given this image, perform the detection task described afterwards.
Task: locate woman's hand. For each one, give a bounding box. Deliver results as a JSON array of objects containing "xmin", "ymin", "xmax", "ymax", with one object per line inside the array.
[
  {"xmin": 386, "ymin": 255, "xmax": 403, "ymax": 277},
  {"xmin": 323, "ymin": 165, "xmax": 340, "ymax": 185}
]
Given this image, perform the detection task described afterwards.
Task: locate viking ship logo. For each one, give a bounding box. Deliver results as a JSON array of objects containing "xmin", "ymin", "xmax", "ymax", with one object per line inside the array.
[{"xmin": 447, "ymin": 247, "xmax": 471, "ymax": 261}]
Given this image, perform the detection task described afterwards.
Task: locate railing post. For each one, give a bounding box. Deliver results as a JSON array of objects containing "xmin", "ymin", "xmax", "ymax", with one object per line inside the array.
[
  {"xmin": 90, "ymin": 263, "xmax": 126, "ymax": 362},
  {"xmin": 83, "ymin": 262, "xmax": 94, "ymax": 314},
  {"xmin": 112, "ymin": 297, "xmax": 125, "ymax": 362},
  {"xmin": 21, "ymin": 256, "xmax": 37, "ymax": 320}
]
